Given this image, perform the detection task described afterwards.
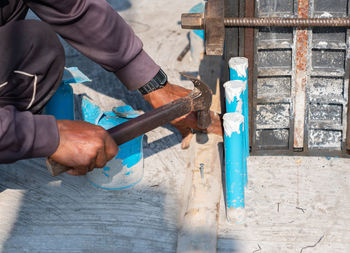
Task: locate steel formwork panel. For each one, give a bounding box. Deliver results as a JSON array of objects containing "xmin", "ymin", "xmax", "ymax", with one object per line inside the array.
[{"xmin": 250, "ymin": 0, "xmax": 350, "ymax": 156}]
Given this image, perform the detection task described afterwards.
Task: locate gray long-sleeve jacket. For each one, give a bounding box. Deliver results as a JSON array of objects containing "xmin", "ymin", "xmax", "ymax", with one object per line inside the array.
[{"xmin": 0, "ymin": 0, "xmax": 160, "ymax": 163}]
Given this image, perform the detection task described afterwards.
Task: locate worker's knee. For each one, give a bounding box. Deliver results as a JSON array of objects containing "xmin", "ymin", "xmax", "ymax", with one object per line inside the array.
[
  {"xmin": 0, "ymin": 20, "xmax": 65, "ymax": 113},
  {"xmin": 5, "ymin": 20, "xmax": 65, "ymax": 64},
  {"xmin": 24, "ymin": 20, "xmax": 64, "ymax": 60}
]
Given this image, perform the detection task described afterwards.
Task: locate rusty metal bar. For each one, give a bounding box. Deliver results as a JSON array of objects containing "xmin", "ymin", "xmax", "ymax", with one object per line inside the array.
[
  {"xmin": 181, "ymin": 15, "xmax": 350, "ymax": 30},
  {"xmin": 223, "ymin": 17, "xmax": 350, "ymax": 27},
  {"xmin": 293, "ymin": 0, "xmax": 309, "ymax": 150}
]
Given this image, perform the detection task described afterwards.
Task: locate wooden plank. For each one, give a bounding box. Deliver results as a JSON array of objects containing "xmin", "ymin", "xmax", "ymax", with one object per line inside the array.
[
  {"xmin": 177, "ymin": 26, "xmax": 225, "ymax": 249},
  {"xmin": 176, "ymin": 134, "xmax": 223, "ymax": 253},
  {"xmin": 211, "ymin": 77, "xmax": 222, "ymax": 113}
]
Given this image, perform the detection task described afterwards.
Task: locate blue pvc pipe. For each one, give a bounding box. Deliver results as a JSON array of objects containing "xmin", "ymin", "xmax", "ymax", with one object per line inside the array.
[
  {"xmin": 223, "ymin": 80, "xmax": 247, "ymax": 187},
  {"xmin": 229, "ymin": 58, "xmax": 249, "ymax": 187},
  {"xmin": 229, "ymin": 63, "xmax": 249, "ymax": 156},
  {"xmin": 224, "ymin": 113, "xmax": 245, "ymax": 208}
]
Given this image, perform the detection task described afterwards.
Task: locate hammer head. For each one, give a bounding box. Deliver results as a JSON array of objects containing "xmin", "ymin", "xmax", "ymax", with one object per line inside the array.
[{"xmin": 181, "ymin": 73, "xmax": 212, "ymax": 129}]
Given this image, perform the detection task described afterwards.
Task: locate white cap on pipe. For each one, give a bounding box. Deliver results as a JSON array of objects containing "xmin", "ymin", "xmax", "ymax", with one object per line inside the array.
[
  {"xmin": 228, "ymin": 57, "xmax": 248, "ymax": 78},
  {"xmin": 223, "ymin": 80, "xmax": 246, "ymax": 104},
  {"xmin": 223, "ymin": 112, "xmax": 244, "ymax": 137}
]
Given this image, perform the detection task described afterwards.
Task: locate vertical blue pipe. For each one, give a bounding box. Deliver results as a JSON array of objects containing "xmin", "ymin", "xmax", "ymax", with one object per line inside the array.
[
  {"xmin": 229, "ymin": 58, "xmax": 248, "ymax": 153},
  {"xmin": 223, "ymin": 113, "xmax": 245, "ymax": 209},
  {"xmin": 229, "ymin": 57, "xmax": 249, "ymax": 187},
  {"xmin": 224, "ymin": 80, "xmax": 247, "ymax": 188}
]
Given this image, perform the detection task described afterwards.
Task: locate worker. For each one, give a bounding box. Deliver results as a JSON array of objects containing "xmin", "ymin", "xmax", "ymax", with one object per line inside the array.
[{"xmin": 0, "ymin": 0, "xmax": 221, "ymax": 175}]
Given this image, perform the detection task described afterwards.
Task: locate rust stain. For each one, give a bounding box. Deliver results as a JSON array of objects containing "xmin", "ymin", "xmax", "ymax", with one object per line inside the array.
[
  {"xmin": 296, "ymin": 31, "xmax": 308, "ymax": 73},
  {"xmin": 298, "ymin": 0, "xmax": 309, "ymax": 18},
  {"xmin": 294, "ymin": 0, "xmax": 309, "ymax": 148},
  {"xmin": 296, "ymin": 0, "xmax": 309, "ymax": 73}
]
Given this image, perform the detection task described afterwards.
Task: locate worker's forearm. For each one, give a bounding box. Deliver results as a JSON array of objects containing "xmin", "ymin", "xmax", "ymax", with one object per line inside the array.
[
  {"xmin": 0, "ymin": 106, "xmax": 59, "ymax": 163},
  {"xmin": 25, "ymin": 0, "xmax": 160, "ymax": 90}
]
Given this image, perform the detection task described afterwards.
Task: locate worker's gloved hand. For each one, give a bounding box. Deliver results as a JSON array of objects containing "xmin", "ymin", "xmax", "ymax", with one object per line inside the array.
[
  {"xmin": 143, "ymin": 82, "xmax": 223, "ymax": 149},
  {"xmin": 50, "ymin": 120, "xmax": 119, "ymax": 176}
]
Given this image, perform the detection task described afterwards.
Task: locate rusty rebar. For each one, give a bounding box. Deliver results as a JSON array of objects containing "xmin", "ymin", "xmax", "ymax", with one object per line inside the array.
[{"xmin": 224, "ymin": 17, "xmax": 350, "ymax": 27}]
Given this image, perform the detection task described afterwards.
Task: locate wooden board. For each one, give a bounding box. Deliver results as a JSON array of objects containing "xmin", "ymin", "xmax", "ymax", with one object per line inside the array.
[{"xmin": 177, "ymin": 134, "xmax": 223, "ymax": 253}]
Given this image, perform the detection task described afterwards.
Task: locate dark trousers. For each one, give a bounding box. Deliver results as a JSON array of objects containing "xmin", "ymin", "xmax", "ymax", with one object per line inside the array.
[{"xmin": 0, "ymin": 19, "xmax": 65, "ymax": 113}]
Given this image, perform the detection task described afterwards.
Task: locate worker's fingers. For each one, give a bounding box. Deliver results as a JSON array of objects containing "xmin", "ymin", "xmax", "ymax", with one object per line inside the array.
[
  {"xmin": 95, "ymin": 148, "xmax": 108, "ymax": 168},
  {"xmin": 66, "ymin": 160, "xmax": 97, "ymax": 175},
  {"xmin": 172, "ymin": 111, "xmax": 222, "ymax": 141},
  {"xmin": 205, "ymin": 112, "xmax": 223, "ymax": 136},
  {"xmin": 171, "ymin": 112, "xmax": 198, "ymax": 130},
  {"xmin": 172, "ymin": 111, "xmax": 223, "ymax": 134},
  {"xmin": 88, "ymin": 161, "xmax": 96, "ymax": 172},
  {"xmin": 104, "ymin": 135, "xmax": 119, "ymax": 161},
  {"xmin": 175, "ymin": 126, "xmax": 194, "ymax": 149},
  {"xmin": 181, "ymin": 131, "xmax": 194, "ymax": 149}
]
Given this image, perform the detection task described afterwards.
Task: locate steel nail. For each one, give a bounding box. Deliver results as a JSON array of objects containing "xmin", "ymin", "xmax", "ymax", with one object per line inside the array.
[{"xmin": 200, "ymin": 163, "xmax": 204, "ymax": 179}]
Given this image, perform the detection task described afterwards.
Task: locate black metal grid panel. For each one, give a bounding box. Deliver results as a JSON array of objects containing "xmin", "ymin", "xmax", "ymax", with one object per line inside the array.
[
  {"xmin": 306, "ymin": 0, "xmax": 349, "ymax": 153},
  {"xmin": 252, "ymin": 0, "xmax": 297, "ymax": 153},
  {"xmin": 251, "ymin": 0, "xmax": 350, "ymax": 156}
]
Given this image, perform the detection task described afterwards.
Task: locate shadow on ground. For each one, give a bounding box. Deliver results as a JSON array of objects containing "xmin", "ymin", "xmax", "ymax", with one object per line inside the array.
[{"xmin": 0, "ymin": 159, "xmax": 176, "ymax": 252}]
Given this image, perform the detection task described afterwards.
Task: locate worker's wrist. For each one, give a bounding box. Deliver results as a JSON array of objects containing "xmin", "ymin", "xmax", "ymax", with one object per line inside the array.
[
  {"xmin": 143, "ymin": 82, "xmax": 192, "ymax": 110},
  {"xmin": 142, "ymin": 82, "xmax": 169, "ymax": 106},
  {"xmin": 138, "ymin": 69, "xmax": 167, "ymax": 95}
]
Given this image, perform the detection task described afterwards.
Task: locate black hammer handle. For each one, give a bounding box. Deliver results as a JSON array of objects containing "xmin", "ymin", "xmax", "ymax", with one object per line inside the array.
[{"xmin": 47, "ymin": 97, "xmax": 193, "ymax": 176}]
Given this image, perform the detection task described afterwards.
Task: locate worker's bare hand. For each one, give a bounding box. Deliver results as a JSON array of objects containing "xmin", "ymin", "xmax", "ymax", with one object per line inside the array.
[
  {"xmin": 143, "ymin": 82, "xmax": 223, "ymax": 149},
  {"xmin": 50, "ymin": 120, "xmax": 119, "ymax": 176}
]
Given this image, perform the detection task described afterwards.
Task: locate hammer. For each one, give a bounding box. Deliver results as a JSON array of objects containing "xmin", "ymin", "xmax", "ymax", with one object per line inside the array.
[{"xmin": 46, "ymin": 74, "xmax": 212, "ymax": 176}]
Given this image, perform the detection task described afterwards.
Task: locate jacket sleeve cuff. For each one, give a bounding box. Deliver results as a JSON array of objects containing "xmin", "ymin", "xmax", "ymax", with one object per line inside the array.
[
  {"xmin": 31, "ymin": 115, "xmax": 60, "ymax": 158},
  {"xmin": 114, "ymin": 50, "xmax": 160, "ymax": 90}
]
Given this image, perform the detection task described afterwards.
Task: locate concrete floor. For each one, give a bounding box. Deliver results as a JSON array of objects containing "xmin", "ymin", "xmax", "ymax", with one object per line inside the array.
[
  {"xmin": 1, "ymin": 0, "xmax": 350, "ymax": 252},
  {"xmin": 218, "ymin": 156, "xmax": 350, "ymax": 252}
]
